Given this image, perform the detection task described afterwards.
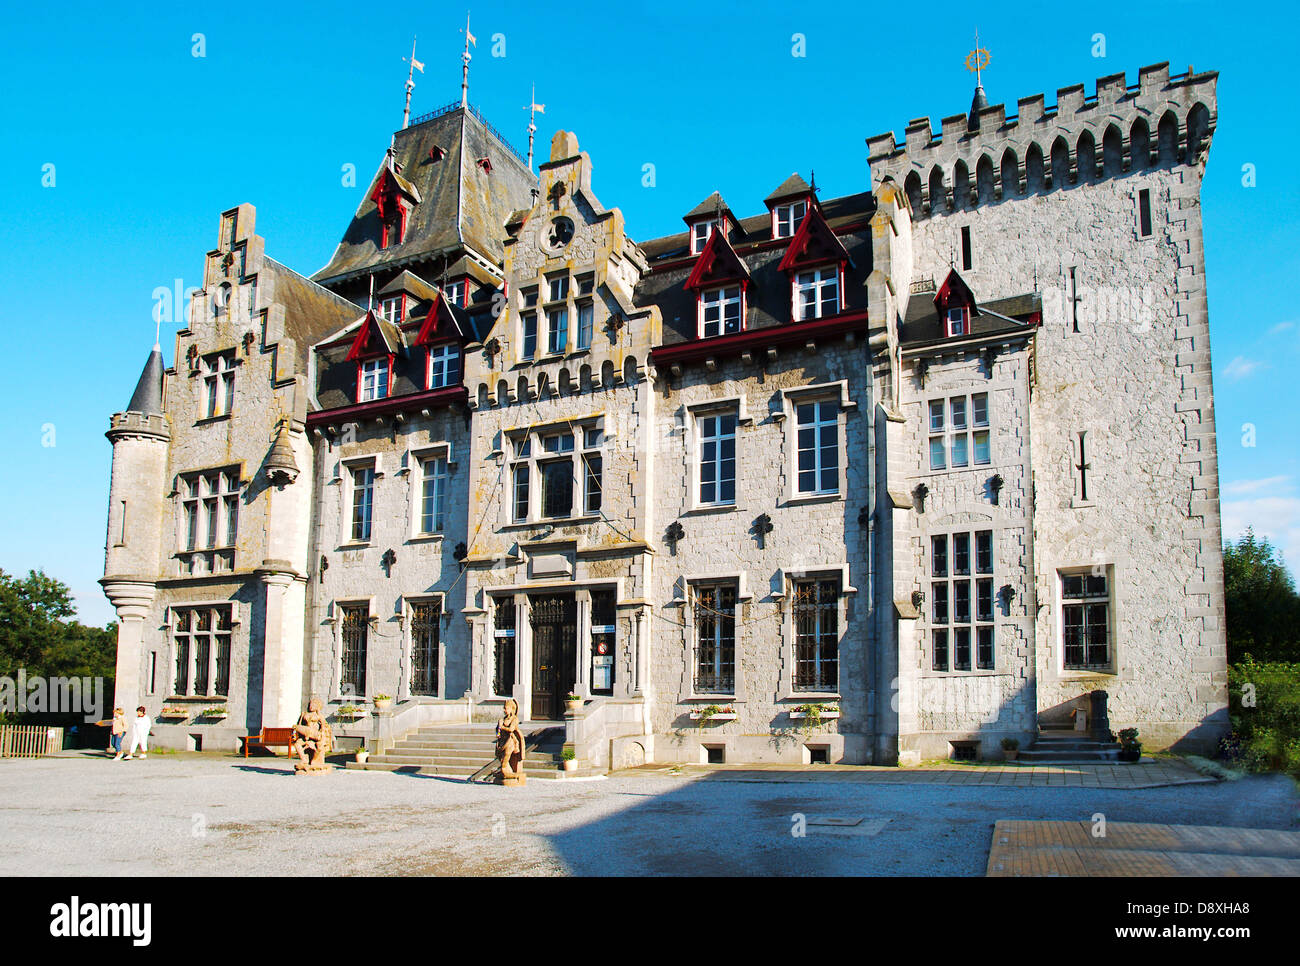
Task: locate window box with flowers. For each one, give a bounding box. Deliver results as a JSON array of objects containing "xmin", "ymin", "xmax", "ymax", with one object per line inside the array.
[
  {"xmin": 787, "ymin": 703, "xmax": 841, "ymax": 722},
  {"xmin": 200, "ymin": 706, "xmax": 229, "ymax": 720},
  {"xmin": 159, "ymin": 706, "xmax": 189, "ymax": 720},
  {"xmin": 689, "ymin": 704, "xmax": 738, "ymax": 723},
  {"xmin": 335, "ymin": 705, "xmax": 368, "ymax": 721}
]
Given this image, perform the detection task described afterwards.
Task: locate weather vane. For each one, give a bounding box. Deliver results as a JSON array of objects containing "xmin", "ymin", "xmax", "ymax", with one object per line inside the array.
[{"xmin": 965, "ymin": 29, "xmax": 990, "ymax": 86}]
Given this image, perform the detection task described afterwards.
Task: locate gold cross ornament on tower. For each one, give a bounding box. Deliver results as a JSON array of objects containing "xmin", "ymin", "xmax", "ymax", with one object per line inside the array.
[{"xmin": 966, "ymin": 30, "xmax": 990, "ymax": 85}]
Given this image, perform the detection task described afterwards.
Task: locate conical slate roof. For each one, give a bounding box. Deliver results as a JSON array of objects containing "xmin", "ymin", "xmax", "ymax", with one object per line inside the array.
[
  {"xmin": 126, "ymin": 344, "xmax": 165, "ymax": 415},
  {"xmin": 967, "ymin": 84, "xmax": 988, "ymax": 131}
]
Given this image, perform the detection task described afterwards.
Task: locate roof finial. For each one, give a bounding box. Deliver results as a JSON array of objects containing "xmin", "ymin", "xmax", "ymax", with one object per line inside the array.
[
  {"xmin": 368, "ymin": 274, "xmax": 375, "ymax": 312},
  {"xmin": 965, "ymin": 30, "xmax": 991, "ymax": 131},
  {"xmin": 524, "ymin": 84, "xmax": 545, "ymax": 171},
  {"xmin": 154, "ymin": 314, "xmax": 161, "ymax": 351},
  {"xmin": 402, "ymin": 35, "xmax": 423, "ymax": 130},
  {"xmin": 966, "ymin": 29, "xmax": 989, "ymax": 87},
  {"xmin": 810, "ymin": 168, "xmax": 817, "ymax": 194},
  {"xmin": 460, "ymin": 12, "xmax": 476, "ymax": 109}
]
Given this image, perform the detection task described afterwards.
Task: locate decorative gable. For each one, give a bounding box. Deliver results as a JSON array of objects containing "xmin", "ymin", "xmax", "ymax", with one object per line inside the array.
[
  {"xmin": 684, "ymin": 229, "xmax": 751, "ymax": 292},
  {"xmin": 777, "ymin": 204, "xmax": 850, "ymax": 273},
  {"xmin": 414, "ymin": 292, "xmax": 469, "ymax": 345},
  {"xmin": 934, "ymin": 268, "xmax": 980, "ymax": 317},
  {"xmin": 345, "ymin": 310, "xmax": 401, "ymax": 361}
]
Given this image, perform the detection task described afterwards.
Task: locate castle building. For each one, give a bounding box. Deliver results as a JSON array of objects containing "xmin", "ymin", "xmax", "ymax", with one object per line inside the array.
[{"xmin": 102, "ymin": 62, "xmax": 1228, "ymax": 766}]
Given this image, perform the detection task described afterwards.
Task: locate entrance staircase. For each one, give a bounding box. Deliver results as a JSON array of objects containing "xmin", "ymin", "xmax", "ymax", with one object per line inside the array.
[
  {"xmin": 346, "ymin": 722, "xmax": 598, "ymax": 780},
  {"xmin": 1017, "ymin": 721, "xmax": 1122, "ymax": 764}
]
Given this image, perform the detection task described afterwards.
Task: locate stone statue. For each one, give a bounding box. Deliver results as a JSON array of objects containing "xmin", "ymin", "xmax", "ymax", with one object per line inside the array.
[
  {"xmin": 292, "ymin": 697, "xmax": 334, "ymax": 775},
  {"xmin": 495, "ymin": 698, "xmax": 526, "ymax": 786}
]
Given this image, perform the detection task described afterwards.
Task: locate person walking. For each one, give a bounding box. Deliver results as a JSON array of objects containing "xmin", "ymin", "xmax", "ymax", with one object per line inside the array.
[
  {"xmin": 124, "ymin": 706, "xmax": 150, "ymax": 759},
  {"xmin": 110, "ymin": 708, "xmax": 126, "ymax": 760}
]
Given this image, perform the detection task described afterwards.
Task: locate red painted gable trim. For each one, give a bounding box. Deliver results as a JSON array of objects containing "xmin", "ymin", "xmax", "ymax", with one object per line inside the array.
[
  {"xmin": 778, "ymin": 204, "xmax": 851, "ymax": 273},
  {"xmin": 684, "ymin": 229, "xmax": 751, "ymax": 291}
]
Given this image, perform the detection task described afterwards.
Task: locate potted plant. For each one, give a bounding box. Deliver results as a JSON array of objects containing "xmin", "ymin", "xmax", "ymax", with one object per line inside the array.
[
  {"xmin": 159, "ymin": 706, "xmax": 188, "ymax": 720},
  {"xmin": 1001, "ymin": 736, "xmax": 1020, "ymax": 761},
  {"xmin": 565, "ymin": 693, "xmax": 583, "ymax": 715},
  {"xmin": 690, "ymin": 705, "xmax": 737, "ymax": 723},
  {"xmin": 202, "ymin": 706, "xmax": 228, "ymax": 720},
  {"xmin": 1117, "ymin": 727, "xmax": 1142, "ymax": 762},
  {"xmin": 336, "ymin": 704, "xmax": 365, "ymax": 720},
  {"xmin": 355, "ymin": 743, "xmax": 369, "ymax": 765},
  {"xmin": 373, "ymin": 694, "xmax": 393, "ymax": 712},
  {"xmin": 561, "ymin": 747, "xmax": 577, "ymax": 773}
]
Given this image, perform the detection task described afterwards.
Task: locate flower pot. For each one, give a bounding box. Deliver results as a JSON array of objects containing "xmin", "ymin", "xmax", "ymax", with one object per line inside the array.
[
  {"xmin": 1004, "ymin": 750, "xmax": 1018, "ymax": 761},
  {"xmin": 1118, "ymin": 747, "xmax": 1141, "ymax": 763},
  {"xmin": 355, "ymin": 751, "xmax": 369, "ymax": 764},
  {"xmin": 374, "ymin": 699, "xmax": 392, "ymax": 713},
  {"xmin": 565, "ymin": 699, "xmax": 583, "ymax": 715},
  {"xmin": 562, "ymin": 759, "xmax": 577, "ymax": 773}
]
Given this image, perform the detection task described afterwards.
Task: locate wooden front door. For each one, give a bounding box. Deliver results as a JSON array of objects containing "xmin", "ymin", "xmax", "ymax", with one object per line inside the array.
[{"xmin": 530, "ymin": 594, "xmax": 576, "ymax": 720}]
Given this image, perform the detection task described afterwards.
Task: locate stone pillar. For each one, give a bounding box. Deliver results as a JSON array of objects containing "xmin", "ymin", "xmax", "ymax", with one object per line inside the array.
[
  {"xmin": 257, "ymin": 566, "xmax": 303, "ymax": 727},
  {"xmin": 100, "ymin": 580, "xmax": 157, "ymax": 714}
]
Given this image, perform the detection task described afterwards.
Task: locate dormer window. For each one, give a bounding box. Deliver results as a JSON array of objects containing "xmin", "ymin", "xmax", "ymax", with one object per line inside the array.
[
  {"xmin": 793, "ymin": 266, "xmax": 839, "ymax": 321},
  {"xmin": 427, "ymin": 343, "xmax": 461, "ymax": 390},
  {"xmin": 444, "ymin": 280, "xmax": 467, "ymax": 308},
  {"xmin": 358, "ymin": 356, "xmax": 390, "ymax": 402},
  {"xmin": 691, "ymin": 219, "xmax": 720, "ymax": 255},
  {"xmin": 381, "ymin": 206, "xmax": 406, "ymax": 249},
  {"xmin": 699, "ymin": 286, "xmax": 743, "ymax": 338},
  {"xmin": 947, "ymin": 307, "xmax": 967, "ymax": 337},
  {"xmin": 773, "ymin": 200, "xmax": 807, "ymax": 239},
  {"xmin": 380, "ymin": 296, "xmax": 404, "ymax": 323}
]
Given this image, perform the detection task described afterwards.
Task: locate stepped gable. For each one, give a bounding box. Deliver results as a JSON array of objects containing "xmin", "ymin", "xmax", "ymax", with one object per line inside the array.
[
  {"xmin": 312, "ymin": 104, "xmax": 537, "ymax": 287},
  {"xmin": 865, "ymin": 63, "xmax": 1218, "ymax": 218}
]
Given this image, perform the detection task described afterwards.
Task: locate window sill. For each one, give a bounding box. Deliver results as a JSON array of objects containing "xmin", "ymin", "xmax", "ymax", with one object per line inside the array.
[
  {"xmin": 783, "ymin": 691, "xmax": 840, "ymax": 702},
  {"xmin": 337, "ymin": 542, "xmax": 372, "ymax": 551},
  {"xmin": 922, "ymin": 670, "xmax": 1004, "ymax": 678},
  {"xmin": 783, "ymin": 492, "xmax": 842, "ymax": 508},
  {"xmin": 1059, "ymin": 668, "xmax": 1116, "ymax": 679},
  {"xmin": 926, "ymin": 463, "xmax": 994, "ymax": 476},
  {"xmin": 1070, "ymin": 498, "xmax": 1096, "ymax": 509},
  {"xmin": 683, "ymin": 503, "xmax": 740, "ymax": 516},
  {"xmin": 405, "ymin": 534, "xmax": 445, "ymax": 545},
  {"xmin": 194, "ymin": 414, "xmax": 232, "ymax": 426},
  {"xmin": 686, "ymin": 695, "xmax": 738, "ymax": 703}
]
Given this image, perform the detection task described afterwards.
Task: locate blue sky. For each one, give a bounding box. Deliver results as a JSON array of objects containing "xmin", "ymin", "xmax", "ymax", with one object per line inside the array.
[{"xmin": 2, "ymin": 0, "xmax": 1297, "ymax": 625}]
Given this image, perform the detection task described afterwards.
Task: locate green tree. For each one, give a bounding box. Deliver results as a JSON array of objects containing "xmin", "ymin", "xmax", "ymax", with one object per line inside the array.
[
  {"xmin": 0, "ymin": 568, "xmax": 118, "ymax": 724},
  {"xmin": 1223, "ymin": 530, "xmax": 1300, "ymax": 663}
]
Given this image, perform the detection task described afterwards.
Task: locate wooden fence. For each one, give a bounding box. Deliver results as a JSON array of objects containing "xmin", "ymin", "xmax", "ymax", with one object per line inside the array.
[{"xmin": 0, "ymin": 724, "xmax": 64, "ymax": 758}]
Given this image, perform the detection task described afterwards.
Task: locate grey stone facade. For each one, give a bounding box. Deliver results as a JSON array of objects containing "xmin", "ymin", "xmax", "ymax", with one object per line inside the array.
[{"xmin": 103, "ymin": 66, "xmax": 1228, "ymax": 763}]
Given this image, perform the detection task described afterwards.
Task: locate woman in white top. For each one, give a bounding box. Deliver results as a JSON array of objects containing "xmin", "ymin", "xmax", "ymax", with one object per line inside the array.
[{"xmin": 124, "ymin": 705, "xmax": 150, "ymax": 759}]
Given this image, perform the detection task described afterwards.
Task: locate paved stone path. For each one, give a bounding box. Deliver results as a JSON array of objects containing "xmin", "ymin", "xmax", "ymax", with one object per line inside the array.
[
  {"xmin": 986, "ymin": 820, "xmax": 1300, "ymax": 876},
  {"xmin": 617, "ymin": 758, "xmax": 1214, "ymax": 789}
]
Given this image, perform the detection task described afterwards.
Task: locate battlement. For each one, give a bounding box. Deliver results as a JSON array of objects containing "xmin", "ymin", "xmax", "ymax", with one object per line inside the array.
[
  {"xmin": 866, "ymin": 63, "xmax": 1218, "ymax": 218},
  {"xmin": 107, "ymin": 410, "xmax": 170, "ymax": 442}
]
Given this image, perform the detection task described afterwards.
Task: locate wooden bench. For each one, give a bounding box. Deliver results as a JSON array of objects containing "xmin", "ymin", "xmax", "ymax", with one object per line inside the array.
[{"xmin": 241, "ymin": 727, "xmax": 297, "ymax": 758}]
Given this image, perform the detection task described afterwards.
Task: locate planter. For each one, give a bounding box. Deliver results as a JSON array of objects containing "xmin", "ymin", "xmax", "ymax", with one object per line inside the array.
[
  {"xmin": 355, "ymin": 750, "xmax": 369, "ymax": 765},
  {"xmin": 562, "ymin": 759, "xmax": 578, "ymax": 773},
  {"xmin": 565, "ymin": 700, "xmax": 583, "ymax": 715},
  {"xmin": 203, "ymin": 713, "xmax": 229, "ymax": 721},
  {"xmin": 788, "ymin": 711, "xmax": 841, "ymax": 720},
  {"xmin": 336, "ymin": 710, "xmax": 368, "ymax": 722},
  {"xmin": 1118, "ymin": 748, "xmax": 1141, "ymax": 763},
  {"xmin": 158, "ymin": 710, "xmax": 188, "ymax": 721},
  {"xmin": 1004, "ymin": 750, "xmax": 1018, "ymax": 761},
  {"xmin": 689, "ymin": 712, "xmax": 737, "ymax": 722},
  {"xmin": 373, "ymin": 699, "xmax": 393, "ymax": 713}
]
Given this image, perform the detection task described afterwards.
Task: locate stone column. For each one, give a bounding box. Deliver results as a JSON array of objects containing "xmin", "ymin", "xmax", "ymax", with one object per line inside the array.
[
  {"xmin": 257, "ymin": 566, "xmax": 303, "ymax": 727},
  {"xmin": 100, "ymin": 580, "xmax": 157, "ymax": 714}
]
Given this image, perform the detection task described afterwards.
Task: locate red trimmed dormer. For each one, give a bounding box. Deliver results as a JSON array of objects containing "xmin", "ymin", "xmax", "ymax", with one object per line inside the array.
[
  {"xmin": 764, "ymin": 173, "xmax": 814, "ymax": 240},
  {"xmin": 414, "ymin": 290, "xmax": 468, "ymax": 390},
  {"xmin": 683, "ymin": 191, "xmax": 735, "ymax": 256},
  {"xmin": 371, "ymin": 164, "xmax": 420, "ymax": 250},
  {"xmin": 935, "ymin": 268, "xmax": 980, "ymax": 337},
  {"xmin": 778, "ymin": 204, "xmax": 851, "ymax": 323},
  {"xmin": 684, "ymin": 228, "xmax": 751, "ymax": 339},
  {"xmin": 345, "ymin": 309, "xmax": 398, "ymax": 402}
]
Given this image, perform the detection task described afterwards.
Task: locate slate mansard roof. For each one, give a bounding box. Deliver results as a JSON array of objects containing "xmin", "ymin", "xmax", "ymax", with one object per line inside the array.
[
  {"xmin": 634, "ymin": 189, "xmax": 878, "ymax": 347},
  {"xmin": 311, "ymin": 104, "xmax": 538, "ymax": 288}
]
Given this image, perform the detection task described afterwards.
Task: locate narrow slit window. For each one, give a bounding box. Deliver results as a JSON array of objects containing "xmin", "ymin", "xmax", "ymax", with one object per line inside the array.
[
  {"xmin": 961, "ymin": 225, "xmax": 972, "ymax": 271},
  {"xmin": 1138, "ymin": 189, "xmax": 1152, "ymax": 238}
]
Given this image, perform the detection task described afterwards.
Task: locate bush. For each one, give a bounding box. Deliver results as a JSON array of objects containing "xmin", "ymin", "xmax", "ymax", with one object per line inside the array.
[{"xmin": 1226, "ymin": 659, "xmax": 1300, "ymax": 778}]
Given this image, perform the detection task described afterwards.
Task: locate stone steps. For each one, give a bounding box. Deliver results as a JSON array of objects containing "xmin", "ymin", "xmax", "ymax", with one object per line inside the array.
[
  {"xmin": 352, "ymin": 722, "xmax": 582, "ymax": 781},
  {"xmin": 1019, "ymin": 726, "xmax": 1123, "ymax": 764}
]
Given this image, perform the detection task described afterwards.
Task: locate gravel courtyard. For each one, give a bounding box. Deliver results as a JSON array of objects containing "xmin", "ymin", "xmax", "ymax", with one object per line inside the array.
[{"xmin": 1, "ymin": 753, "xmax": 1296, "ymax": 876}]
